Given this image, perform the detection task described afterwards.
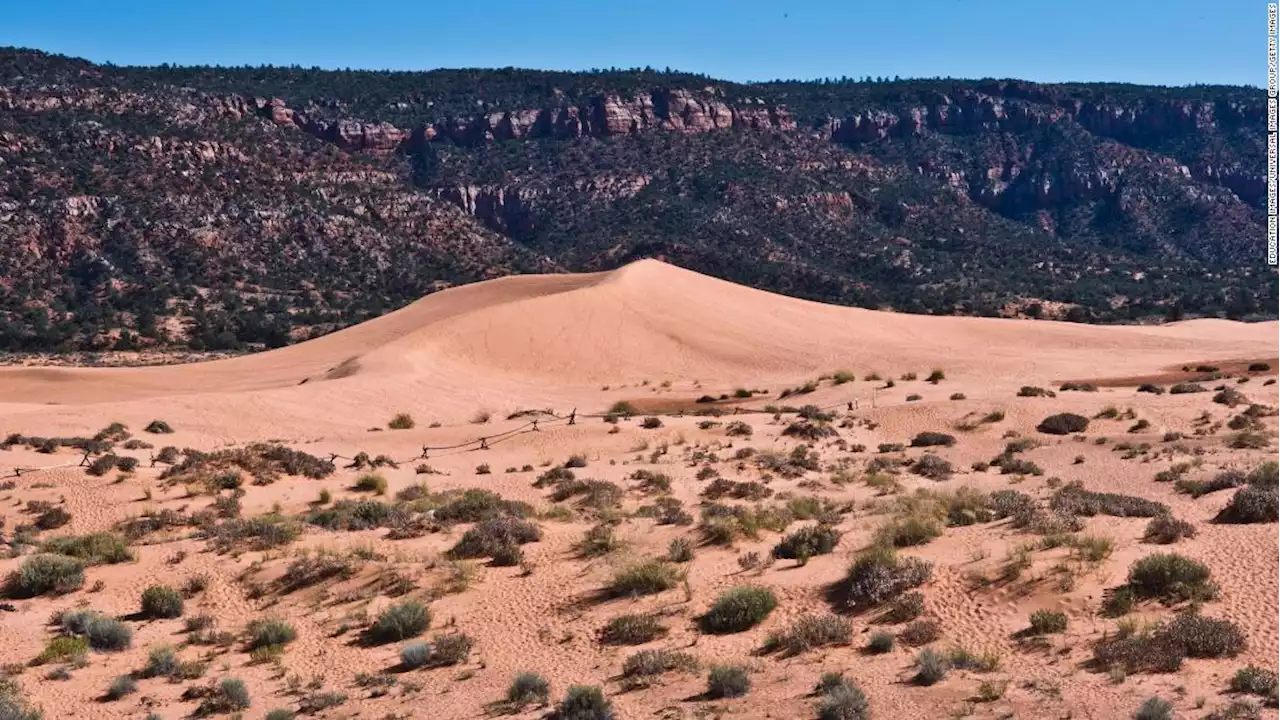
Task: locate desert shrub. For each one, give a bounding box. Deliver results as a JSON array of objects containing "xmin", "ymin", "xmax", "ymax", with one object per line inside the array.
[
  {"xmin": 724, "ymin": 421, "xmax": 753, "ymax": 437},
  {"xmin": 600, "ymin": 614, "xmax": 667, "ymax": 646},
  {"xmin": 506, "ymin": 672, "xmax": 551, "ymax": 708},
  {"xmin": 34, "ymin": 635, "xmax": 89, "ymax": 665},
  {"xmin": 34, "ymin": 506, "xmax": 72, "ymax": 530},
  {"xmin": 1138, "ymin": 383, "xmax": 1165, "ymax": 394},
  {"xmin": 667, "ymin": 537, "xmax": 695, "ymax": 562},
  {"xmin": 4, "ymin": 554, "xmax": 85, "ymax": 597},
  {"xmin": 430, "ymin": 633, "xmax": 473, "ymax": 665},
  {"xmin": 577, "ymin": 524, "xmax": 620, "ymax": 558},
  {"xmin": 911, "ymin": 431, "xmax": 956, "ymax": 447},
  {"xmin": 911, "ymin": 453, "xmax": 953, "ymax": 480},
  {"xmin": 1214, "ymin": 388, "xmax": 1248, "ymax": 407},
  {"xmin": 1230, "ymin": 666, "xmax": 1279, "ymax": 699},
  {"xmin": 949, "ymin": 392, "xmax": 966, "ymax": 400},
  {"xmin": 773, "ymin": 525, "xmax": 841, "ymax": 560},
  {"xmin": 764, "ymin": 614, "xmax": 852, "ymax": 655},
  {"xmin": 988, "ymin": 489, "xmax": 1036, "ymax": 519},
  {"xmin": 700, "ymin": 587, "xmax": 777, "ymax": 634},
  {"xmin": 1144, "ymin": 516, "xmax": 1198, "ymax": 544},
  {"xmin": 1170, "ymin": 383, "xmax": 1207, "ymax": 394},
  {"xmin": 353, "ymin": 473, "xmax": 388, "ymax": 494},
  {"xmin": 899, "ymin": 619, "xmax": 940, "ymax": 646},
  {"xmin": 874, "ymin": 514, "xmax": 943, "ymax": 548},
  {"xmin": 1018, "ymin": 386, "xmax": 1053, "ymax": 397},
  {"xmin": 783, "ymin": 420, "xmax": 837, "ymax": 441},
  {"xmin": 1028, "ymin": 610, "xmax": 1068, "ymax": 634},
  {"xmin": 607, "ymin": 560, "xmax": 679, "ymax": 598},
  {"xmin": 842, "ymin": 546, "xmax": 933, "ymax": 608},
  {"xmin": 388, "ymin": 413, "xmax": 415, "ymax": 430},
  {"xmin": 1134, "ymin": 696, "xmax": 1174, "ymax": 720},
  {"xmin": 39, "ymin": 532, "xmax": 132, "ymax": 565},
  {"xmin": 882, "ymin": 591, "xmax": 926, "ymax": 623},
  {"xmin": 1060, "ymin": 382, "xmax": 1097, "ymax": 392},
  {"xmin": 247, "ymin": 618, "xmax": 296, "ymax": 650},
  {"xmin": 105, "ymin": 675, "xmax": 137, "ymax": 701},
  {"xmin": 400, "ymin": 642, "xmax": 432, "ymax": 669},
  {"xmin": 992, "ymin": 454, "xmax": 1043, "ymax": 475},
  {"xmin": 60, "ymin": 610, "xmax": 132, "ymax": 651},
  {"xmin": 913, "ymin": 648, "xmax": 949, "ymax": 685},
  {"xmin": 817, "ymin": 678, "xmax": 870, "ymax": 720},
  {"xmin": 554, "ymin": 685, "xmax": 613, "ymax": 720},
  {"xmin": 265, "ymin": 711, "xmax": 296, "ymax": 720},
  {"xmin": 867, "ymin": 631, "xmax": 895, "ymax": 653},
  {"xmin": 367, "ymin": 601, "xmax": 429, "ymax": 644},
  {"xmin": 640, "ymin": 416, "xmax": 663, "ymax": 429},
  {"xmin": 201, "ymin": 678, "xmax": 251, "ymax": 713},
  {"xmin": 140, "ymin": 585, "xmax": 184, "ymax": 618},
  {"xmin": 1127, "ymin": 554, "xmax": 1218, "ymax": 603},
  {"xmin": 144, "ymin": 420, "xmax": 174, "ymax": 434},
  {"xmin": 1129, "ymin": 419, "xmax": 1151, "ymax": 432},
  {"xmin": 1216, "ymin": 485, "xmax": 1279, "ymax": 524},
  {"xmin": 447, "ymin": 517, "xmax": 541, "ymax": 560},
  {"xmin": 1163, "ymin": 612, "xmax": 1247, "ymax": 658},
  {"xmin": 1051, "ymin": 482, "xmax": 1168, "ymax": 518},
  {"xmin": 706, "ymin": 665, "xmax": 750, "ymax": 698},
  {"xmin": 620, "ymin": 649, "xmax": 698, "ymax": 687},
  {"xmin": 143, "ymin": 645, "xmax": 180, "ymax": 678},
  {"xmin": 1037, "ymin": 413, "xmax": 1089, "ymax": 435}
]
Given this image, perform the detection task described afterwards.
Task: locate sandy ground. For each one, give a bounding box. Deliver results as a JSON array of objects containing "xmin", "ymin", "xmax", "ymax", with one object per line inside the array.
[{"xmin": 0, "ymin": 260, "xmax": 1276, "ymax": 719}]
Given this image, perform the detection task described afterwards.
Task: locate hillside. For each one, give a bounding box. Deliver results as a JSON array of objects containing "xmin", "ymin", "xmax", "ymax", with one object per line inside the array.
[{"xmin": 1, "ymin": 48, "xmax": 1274, "ymax": 353}]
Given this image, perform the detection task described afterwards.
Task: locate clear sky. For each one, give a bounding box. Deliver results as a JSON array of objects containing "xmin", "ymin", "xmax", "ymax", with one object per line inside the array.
[{"xmin": 1, "ymin": 0, "xmax": 1263, "ymax": 86}]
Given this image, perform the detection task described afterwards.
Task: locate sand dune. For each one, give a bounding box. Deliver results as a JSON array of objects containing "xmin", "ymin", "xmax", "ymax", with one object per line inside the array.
[{"xmin": 0, "ymin": 260, "xmax": 1271, "ymax": 418}]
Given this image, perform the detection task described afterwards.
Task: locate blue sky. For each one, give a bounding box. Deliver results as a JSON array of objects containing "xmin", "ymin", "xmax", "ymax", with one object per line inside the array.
[{"xmin": 1, "ymin": 0, "xmax": 1262, "ymax": 86}]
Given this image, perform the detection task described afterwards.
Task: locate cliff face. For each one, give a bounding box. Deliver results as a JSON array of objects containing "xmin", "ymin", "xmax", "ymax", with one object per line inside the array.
[{"xmin": 0, "ymin": 48, "xmax": 1273, "ymax": 352}]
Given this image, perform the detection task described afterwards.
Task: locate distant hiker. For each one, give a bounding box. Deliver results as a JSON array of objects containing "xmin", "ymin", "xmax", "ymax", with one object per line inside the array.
[
  {"xmin": 531, "ymin": 419, "xmax": 539, "ymax": 431},
  {"xmin": 568, "ymin": 409, "xmax": 577, "ymax": 425},
  {"xmin": 847, "ymin": 402, "xmax": 853, "ymax": 412},
  {"xmin": 479, "ymin": 437, "xmax": 489, "ymax": 450}
]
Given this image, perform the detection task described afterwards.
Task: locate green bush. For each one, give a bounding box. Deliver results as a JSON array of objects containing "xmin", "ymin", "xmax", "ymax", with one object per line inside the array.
[
  {"xmin": 33, "ymin": 635, "xmax": 88, "ymax": 665},
  {"xmin": 140, "ymin": 585, "xmax": 184, "ymax": 618},
  {"xmin": 354, "ymin": 473, "xmax": 387, "ymax": 494},
  {"xmin": 506, "ymin": 672, "xmax": 551, "ymax": 709},
  {"xmin": 867, "ymin": 631, "xmax": 895, "ymax": 654},
  {"xmin": 772, "ymin": 525, "xmax": 841, "ymax": 559},
  {"xmin": 246, "ymin": 618, "xmax": 297, "ymax": 650},
  {"xmin": 554, "ymin": 685, "xmax": 613, "ymax": 720},
  {"xmin": 142, "ymin": 645, "xmax": 179, "ymax": 678},
  {"xmin": 39, "ymin": 532, "xmax": 133, "ymax": 565},
  {"xmin": 1028, "ymin": 610, "xmax": 1068, "ymax": 634},
  {"xmin": 706, "ymin": 665, "xmax": 750, "ymax": 698},
  {"xmin": 607, "ymin": 560, "xmax": 679, "ymax": 598},
  {"xmin": 367, "ymin": 601, "xmax": 430, "ymax": 644},
  {"xmin": 666, "ymin": 537, "xmax": 694, "ymax": 562},
  {"xmin": 701, "ymin": 587, "xmax": 777, "ymax": 634},
  {"xmin": 105, "ymin": 675, "xmax": 137, "ymax": 701},
  {"xmin": 1134, "ymin": 696, "xmax": 1174, "ymax": 720},
  {"xmin": 1127, "ymin": 553, "xmax": 1218, "ymax": 603},
  {"xmin": 60, "ymin": 610, "xmax": 132, "ymax": 651},
  {"xmin": 5, "ymin": 554, "xmax": 85, "ymax": 597}
]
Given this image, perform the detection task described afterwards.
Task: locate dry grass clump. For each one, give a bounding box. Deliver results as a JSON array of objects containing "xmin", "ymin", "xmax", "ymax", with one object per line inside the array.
[
  {"xmin": 1170, "ymin": 382, "xmax": 1207, "ymax": 394},
  {"xmin": 697, "ymin": 502, "xmax": 795, "ymax": 545},
  {"xmin": 1143, "ymin": 515, "xmax": 1198, "ymax": 544},
  {"xmin": 899, "ymin": 619, "xmax": 940, "ymax": 646},
  {"xmin": 388, "ymin": 413, "xmax": 415, "ymax": 429},
  {"xmin": 620, "ymin": 650, "xmax": 698, "ymax": 688},
  {"xmin": 140, "ymin": 585, "xmax": 185, "ymax": 619},
  {"xmin": 204, "ymin": 513, "xmax": 301, "ymax": 552},
  {"xmin": 706, "ymin": 665, "xmax": 751, "ymax": 698},
  {"xmin": 278, "ymin": 552, "xmax": 359, "ymax": 592},
  {"xmin": 308, "ymin": 499, "xmax": 406, "ymax": 531},
  {"xmin": 353, "ymin": 473, "xmax": 388, "ymax": 494},
  {"xmin": 1230, "ymin": 666, "xmax": 1279, "ymax": 702},
  {"xmin": 839, "ymin": 546, "xmax": 933, "ymax": 609},
  {"xmin": 1125, "ymin": 553, "xmax": 1219, "ymax": 604},
  {"xmin": 724, "ymin": 421, "xmax": 753, "ymax": 437},
  {"xmin": 913, "ymin": 648, "xmax": 949, "ymax": 685},
  {"xmin": 816, "ymin": 674, "xmax": 870, "ymax": 720},
  {"xmin": 607, "ymin": 560, "xmax": 680, "ymax": 598},
  {"xmin": 554, "ymin": 684, "xmax": 613, "ymax": 719},
  {"xmin": 504, "ymin": 672, "xmax": 551, "ymax": 710},
  {"xmin": 1017, "ymin": 386, "xmax": 1056, "ymax": 398},
  {"xmin": 911, "ymin": 431, "xmax": 956, "ymax": 447},
  {"xmin": 599, "ymin": 614, "xmax": 667, "ymax": 646},
  {"xmin": 366, "ymin": 601, "xmax": 430, "ymax": 644},
  {"xmin": 782, "ymin": 420, "xmax": 837, "ymax": 441},
  {"xmin": 1037, "ymin": 412, "xmax": 1089, "ymax": 435},
  {"xmin": 246, "ymin": 618, "xmax": 296, "ymax": 651},
  {"xmin": 755, "ymin": 444, "xmax": 821, "ymax": 478},
  {"xmin": 763, "ymin": 614, "xmax": 852, "ymax": 656},
  {"xmin": 59, "ymin": 609, "xmax": 133, "ymax": 651},
  {"xmin": 433, "ymin": 488, "xmax": 534, "ymax": 522},
  {"xmin": 1027, "ymin": 610, "xmax": 1068, "ymax": 635},
  {"xmin": 700, "ymin": 586, "xmax": 777, "ymax": 634}
]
